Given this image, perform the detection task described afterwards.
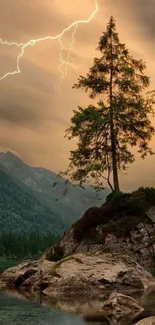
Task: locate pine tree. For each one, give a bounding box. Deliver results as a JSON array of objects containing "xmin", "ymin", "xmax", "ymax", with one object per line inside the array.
[{"xmin": 64, "ymin": 16, "xmax": 155, "ymax": 192}]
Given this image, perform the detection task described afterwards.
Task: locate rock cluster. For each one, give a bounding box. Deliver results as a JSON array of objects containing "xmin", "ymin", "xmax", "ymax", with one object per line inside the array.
[
  {"xmin": 1, "ymin": 202, "xmax": 155, "ymax": 324},
  {"xmin": 52, "ymin": 221, "xmax": 155, "ymax": 267},
  {"xmin": 0, "ymin": 253, "xmax": 154, "ymax": 296}
]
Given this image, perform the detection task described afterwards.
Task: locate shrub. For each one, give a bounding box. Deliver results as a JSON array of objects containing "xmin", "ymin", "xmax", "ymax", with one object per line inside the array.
[
  {"xmin": 73, "ymin": 187, "xmax": 155, "ymax": 242},
  {"xmin": 73, "ymin": 203, "xmax": 116, "ymax": 242},
  {"xmin": 45, "ymin": 243, "xmax": 63, "ymax": 262},
  {"xmin": 106, "ymin": 191, "xmax": 129, "ymax": 203}
]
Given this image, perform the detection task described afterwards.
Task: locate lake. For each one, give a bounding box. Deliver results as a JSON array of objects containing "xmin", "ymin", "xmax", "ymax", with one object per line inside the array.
[
  {"xmin": 0, "ymin": 290, "xmax": 87, "ymax": 325},
  {"xmin": 0, "ymin": 258, "xmax": 21, "ymax": 273},
  {"xmin": 0, "ymin": 260, "xmax": 155, "ymax": 325}
]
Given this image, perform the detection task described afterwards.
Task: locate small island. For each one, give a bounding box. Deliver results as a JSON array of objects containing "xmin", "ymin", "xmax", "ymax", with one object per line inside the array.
[{"xmin": 1, "ymin": 188, "xmax": 155, "ymax": 325}]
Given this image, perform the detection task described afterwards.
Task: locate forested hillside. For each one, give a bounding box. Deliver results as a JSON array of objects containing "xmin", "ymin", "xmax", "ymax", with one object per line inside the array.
[
  {"xmin": 0, "ymin": 167, "xmax": 66, "ymax": 236},
  {"xmin": 0, "ymin": 232, "xmax": 59, "ymax": 259},
  {"xmin": 0, "ymin": 152, "xmax": 109, "ymax": 259},
  {"xmin": 0, "ymin": 151, "xmax": 109, "ymax": 224}
]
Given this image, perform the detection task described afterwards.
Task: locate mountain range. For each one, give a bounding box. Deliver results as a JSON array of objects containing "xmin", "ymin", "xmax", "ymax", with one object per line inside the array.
[{"xmin": 0, "ymin": 151, "xmax": 109, "ymax": 235}]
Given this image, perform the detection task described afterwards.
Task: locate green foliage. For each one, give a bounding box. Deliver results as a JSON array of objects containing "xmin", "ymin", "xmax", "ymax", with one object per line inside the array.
[
  {"xmin": 62, "ymin": 16, "xmax": 155, "ymax": 191},
  {"xmin": 73, "ymin": 187, "xmax": 155, "ymax": 242},
  {"xmin": 0, "ymin": 168, "xmax": 66, "ymax": 236},
  {"xmin": 107, "ymin": 186, "xmax": 155, "ymax": 214},
  {"xmin": 106, "ymin": 191, "xmax": 129, "ymax": 203},
  {"xmin": 73, "ymin": 205, "xmax": 113, "ymax": 242},
  {"xmin": 0, "ymin": 232, "xmax": 59, "ymax": 259},
  {"xmin": 0, "ymin": 151, "xmax": 108, "ymax": 225},
  {"xmin": 101, "ymin": 215, "xmax": 144, "ymax": 238},
  {"xmin": 105, "ymin": 190, "xmax": 145, "ymax": 216}
]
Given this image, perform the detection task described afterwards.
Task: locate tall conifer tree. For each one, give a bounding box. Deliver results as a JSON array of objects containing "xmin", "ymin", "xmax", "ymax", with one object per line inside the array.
[{"xmin": 64, "ymin": 16, "xmax": 155, "ymax": 191}]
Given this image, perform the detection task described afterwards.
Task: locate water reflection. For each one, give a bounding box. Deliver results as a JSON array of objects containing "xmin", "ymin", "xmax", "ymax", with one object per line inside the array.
[
  {"xmin": 0, "ymin": 290, "xmax": 86, "ymax": 325},
  {"xmin": 0, "ymin": 289, "xmax": 110, "ymax": 325},
  {"xmin": 1, "ymin": 288, "xmax": 155, "ymax": 325}
]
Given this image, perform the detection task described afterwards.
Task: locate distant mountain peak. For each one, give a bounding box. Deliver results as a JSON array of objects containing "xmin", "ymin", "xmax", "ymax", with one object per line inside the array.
[
  {"xmin": 0, "ymin": 150, "xmax": 109, "ymax": 224},
  {"xmin": 6, "ymin": 151, "xmax": 24, "ymax": 163}
]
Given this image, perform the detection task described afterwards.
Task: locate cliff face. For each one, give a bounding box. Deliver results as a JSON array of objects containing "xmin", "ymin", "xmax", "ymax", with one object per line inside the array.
[
  {"xmin": 45, "ymin": 189, "xmax": 155, "ymax": 267},
  {"xmin": 54, "ymin": 221, "xmax": 155, "ymax": 267}
]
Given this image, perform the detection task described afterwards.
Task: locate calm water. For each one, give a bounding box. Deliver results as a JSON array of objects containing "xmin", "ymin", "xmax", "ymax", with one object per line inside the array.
[
  {"xmin": 0, "ymin": 259, "xmax": 21, "ymax": 273},
  {"xmin": 0, "ymin": 290, "xmax": 87, "ymax": 325}
]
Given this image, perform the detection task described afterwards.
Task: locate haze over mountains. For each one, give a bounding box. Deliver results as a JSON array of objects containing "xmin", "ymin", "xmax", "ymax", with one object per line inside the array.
[
  {"xmin": 0, "ymin": 168, "xmax": 65, "ymax": 236},
  {"xmin": 0, "ymin": 151, "xmax": 109, "ymax": 235}
]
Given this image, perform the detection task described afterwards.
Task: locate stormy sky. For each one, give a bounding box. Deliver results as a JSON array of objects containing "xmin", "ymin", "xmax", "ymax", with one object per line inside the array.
[{"xmin": 0, "ymin": 0, "xmax": 155, "ymax": 191}]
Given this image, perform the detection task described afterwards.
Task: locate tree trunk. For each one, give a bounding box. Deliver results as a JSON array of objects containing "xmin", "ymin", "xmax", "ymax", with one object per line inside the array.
[
  {"xmin": 111, "ymin": 135, "xmax": 120, "ymax": 191},
  {"xmin": 110, "ymin": 112, "xmax": 120, "ymax": 191},
  {"xmin": 109, "ymin": 33, "xmax": 120, "ymax": 192}
]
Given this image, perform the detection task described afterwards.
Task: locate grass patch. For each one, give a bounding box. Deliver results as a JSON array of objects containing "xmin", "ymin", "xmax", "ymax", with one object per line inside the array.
[
  {"xmin": 50, "ymin": 255, "xmax": 75, "ymax": 276},
  {"xmin": 101, "ymin": 214, "xmax": 145, "ymax": 238}
]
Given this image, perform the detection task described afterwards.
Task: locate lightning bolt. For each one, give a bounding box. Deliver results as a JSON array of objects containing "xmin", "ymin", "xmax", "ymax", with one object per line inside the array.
[
  {"xmin": 0, "ymin": 0, "xmax": 99, "ymax": 88},
  {"xmin": 55, "ymin": 23, "xmax": 78, "ymax": 92}
]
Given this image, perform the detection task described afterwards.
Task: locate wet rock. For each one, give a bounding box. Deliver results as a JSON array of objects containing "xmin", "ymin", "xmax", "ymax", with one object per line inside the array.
[
  {"xmin": 102, "ymin": 292, "xmax": 144, "ymax": 325},
  {"xmin": 0, "ymin": 259, "xmax": 54, "ymax": 291}
]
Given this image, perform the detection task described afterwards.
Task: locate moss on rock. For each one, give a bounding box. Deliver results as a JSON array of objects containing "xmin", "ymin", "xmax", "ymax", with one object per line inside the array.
[{"xmin": 50, "ymin": 255, "xmax": 84, "ymax": 276}]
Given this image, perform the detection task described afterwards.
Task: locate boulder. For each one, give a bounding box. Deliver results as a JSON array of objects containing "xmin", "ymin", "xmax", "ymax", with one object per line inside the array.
[
  {"xmin": 0, "ymin": 260, "xmax": 38, "ymax": 288},
  {"xmin": 44, "ymin": 202, "xmax": 155, "ymax": 268},
  {"xmin": 1, "ymin": 253, "xmax": 154, "ymax": 296},
  {"xmin": 43, "ymin": 253, "xmax": 155, "ymax": 297},
  {"xmin": 102, "ymin": 292, "xmax": 144, "ymax": 325},
  {"xmin": 0, "ymin": 259, "xmax": 55, "ymax": 291}
]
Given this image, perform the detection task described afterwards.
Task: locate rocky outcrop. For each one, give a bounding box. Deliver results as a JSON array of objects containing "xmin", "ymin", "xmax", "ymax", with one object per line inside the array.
[
  {"xmin": 0, "ymin": 253, "xmax": 155, "ymax": 296},
  {"xmin": 1, "ymin": 253, "xmax": 155, "ymax": 325},
  {"xmin": 47, "ymin": 220, "xmax": 155, "ymax": 267},
  {"xmin": 0, "ymin": 259, "xmax": 54, "ymax": 291},
  {"xmin": 43, "ymin": 195, "xmax": 155, "ymax": 267}
]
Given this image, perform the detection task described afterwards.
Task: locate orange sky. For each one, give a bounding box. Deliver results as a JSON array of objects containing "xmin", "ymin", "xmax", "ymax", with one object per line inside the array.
[{"xmin": 0, "ymin": 0, "xmax": 155, "ymax": 191}]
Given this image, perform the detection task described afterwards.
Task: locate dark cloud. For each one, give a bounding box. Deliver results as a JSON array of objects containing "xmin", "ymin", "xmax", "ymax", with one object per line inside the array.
[
  {"xmin": 0, "ymin": 0, "xmax": 69, "ymax": 42},
  {"xmin": 0, "ymin": 0, "xmax": 154, "ymax": 190},
  {"xmin": 126, "ymin": 0, "xmax": 155, "ymax": 40},
  {"xmin": 0, "ymin": 104, "xmax": 39, "ymax": 127}
]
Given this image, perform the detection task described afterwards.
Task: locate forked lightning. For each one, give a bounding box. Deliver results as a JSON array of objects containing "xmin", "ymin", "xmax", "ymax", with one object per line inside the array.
[{"xmin": 0, "ymin": 0, "xmax": 99, "ymax": 87}]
